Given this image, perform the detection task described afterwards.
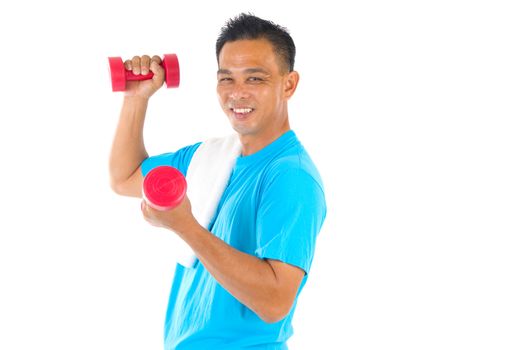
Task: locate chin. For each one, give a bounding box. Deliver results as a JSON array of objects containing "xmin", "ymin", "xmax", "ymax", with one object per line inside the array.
[
  {"xmin": 230, "ymin": 124, "xmax": 251, "ymax": 136},
  {"xmin": 227, "ymin": 117, "xmax": 255, "ymax": 135},
  {"xmin": 229, "ymin": 122, "xmax": 258, "ymax": 137}
]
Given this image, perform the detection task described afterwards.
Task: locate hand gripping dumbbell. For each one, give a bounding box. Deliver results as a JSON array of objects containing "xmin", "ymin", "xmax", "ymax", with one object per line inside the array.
[
  {"xmin": 143, "ymin": 166, "xmax": 187, "ymax": 211},
  {"xmin": 143, "ymin": 165, "xmax": 197, "ymax": 268},
  {"xmin": 108, "ymin": 54, "xmax": 180, "ymax": 92}
]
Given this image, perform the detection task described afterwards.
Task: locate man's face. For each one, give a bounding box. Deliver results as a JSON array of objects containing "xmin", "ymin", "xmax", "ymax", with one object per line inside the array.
[{"xmin": 217, "ymin": 39, "xmax": 294, "ymax": 139}]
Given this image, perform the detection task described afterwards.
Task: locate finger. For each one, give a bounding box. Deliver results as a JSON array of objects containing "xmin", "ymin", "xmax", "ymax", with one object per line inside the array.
[
  {"xmin": 131, "ymin": 56, "xmax": 141, "ymax": 75},
  {"xmin": 124, "ymin": 59, "xmax": 132, "ymax": 71},
  {"xmin": 141, "ymin": 200, "xmax": 148, "ymax": 213},
  {"xmin": 142, "ymin": 200, "xmax": 155, "ymax": 225},
  {"xmin": 140, "ymin": 55, "xmax": 151, "ymax": 75},
  {"xmin": 152, "ymin": 55, "xmax": 162, "ymax": 65},
  {"xmin": 150, "ymin": 59, "xmax": 164, "ymax": 77},
  {"xmin": 150, "ymin": 55, "xmax": 165, "ymax": 83}
]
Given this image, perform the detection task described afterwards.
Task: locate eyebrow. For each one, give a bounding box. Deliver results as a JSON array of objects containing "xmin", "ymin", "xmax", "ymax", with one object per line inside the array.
[{"xmin": 217, "ymin": 68, "xmax": 270, "ymax": 75}]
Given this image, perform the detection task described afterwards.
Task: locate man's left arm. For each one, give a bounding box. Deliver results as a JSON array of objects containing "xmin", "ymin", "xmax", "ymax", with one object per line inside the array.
[{"xmin": 141, "ymin": 197, "xmax": 304, "ymax": 324}]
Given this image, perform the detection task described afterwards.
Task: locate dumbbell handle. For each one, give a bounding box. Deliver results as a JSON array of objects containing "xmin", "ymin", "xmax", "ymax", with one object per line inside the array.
[
  {"xmin": 126, "ymin": 70, "xmax": 155, "ymax": 81},
  {"xmin": 125, "ymin": 56, "xmax": 172, "ymax": 81}
]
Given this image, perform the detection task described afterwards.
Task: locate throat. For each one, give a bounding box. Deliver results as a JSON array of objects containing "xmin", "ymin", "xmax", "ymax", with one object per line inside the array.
[{"xmin": 239, "ymin": 127, "xmax": 291, "ymax": 156}]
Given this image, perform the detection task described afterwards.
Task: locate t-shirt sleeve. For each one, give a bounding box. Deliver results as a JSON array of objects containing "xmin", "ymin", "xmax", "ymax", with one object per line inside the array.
[
  {"xmin": 140, "ymin": 142, "xmax": 202, "ymax": 177},
  {"xmin": 254, "ymin": 168, "xmax": 327, "ymax": 275}
]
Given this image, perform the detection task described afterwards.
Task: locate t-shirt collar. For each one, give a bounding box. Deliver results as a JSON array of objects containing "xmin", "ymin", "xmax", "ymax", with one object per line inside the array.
[{"xmin": 235, "ymin": 130, "xmax": 297, "ymax": 167}]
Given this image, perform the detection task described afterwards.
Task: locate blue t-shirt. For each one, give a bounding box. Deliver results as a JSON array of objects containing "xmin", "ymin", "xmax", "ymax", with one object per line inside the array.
[{"xmin": 141, "ymin": 130, "xmax": 326, "ymax": 349}]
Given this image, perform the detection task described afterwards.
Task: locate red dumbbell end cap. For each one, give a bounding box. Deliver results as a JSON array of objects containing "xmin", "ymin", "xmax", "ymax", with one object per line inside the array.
[
  {"xmin": 143, "ymin": 166, "xmax": 187, "ymax": 211},
  {"xmin": 163, "ymin": 54, "xmax": 180, "ymax": 88},
  {"xmin": 108, "ymin": 57, "xmax": 126, "ymax": 92}
]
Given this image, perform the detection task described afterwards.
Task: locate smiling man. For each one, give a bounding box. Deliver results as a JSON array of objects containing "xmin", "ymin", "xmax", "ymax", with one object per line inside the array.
[{"xmin": 109, "ymin": 13, "xmax": 326, "ymax": 349}]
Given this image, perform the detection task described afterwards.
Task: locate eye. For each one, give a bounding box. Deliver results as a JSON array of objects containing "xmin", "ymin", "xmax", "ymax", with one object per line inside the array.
[
  {"xmin": 247, "ymin": 77, "xmax": 263, "ymax": 82},
  {"xmin": 218, "ymin": 77, "xmax": 232, "ymax": 83}
]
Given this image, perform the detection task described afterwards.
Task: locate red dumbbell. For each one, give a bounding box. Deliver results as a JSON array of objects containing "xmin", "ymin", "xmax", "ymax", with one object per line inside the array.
[
  {"xmin": 108, "ymin": 54, "xmax": 180, "ymax": 92},
  {"xmin": 143, "ymin": 166, "xmax": 187, "ymax": 211}
]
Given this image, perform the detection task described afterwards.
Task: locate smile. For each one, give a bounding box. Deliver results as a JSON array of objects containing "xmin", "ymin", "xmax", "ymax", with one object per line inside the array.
[{"xmin": 231, "ymin": 108, "xmax": 254, "ymax": 114}]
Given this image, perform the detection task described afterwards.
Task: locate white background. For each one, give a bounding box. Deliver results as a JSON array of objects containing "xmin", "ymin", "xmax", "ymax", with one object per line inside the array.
[{"xmin": 1, "ymin": 1, "xmax": 527, "ymax": 349}]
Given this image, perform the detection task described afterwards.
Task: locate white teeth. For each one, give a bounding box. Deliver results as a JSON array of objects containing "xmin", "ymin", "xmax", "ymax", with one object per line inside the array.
[{"xmin": 233, "ymin": 108, "xmax": 253, "ymax": 114}]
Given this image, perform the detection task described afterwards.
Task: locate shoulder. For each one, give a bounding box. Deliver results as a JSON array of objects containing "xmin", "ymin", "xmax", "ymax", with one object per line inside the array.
[
  {"xmin": 141, "ymin": 141, "xmax": 202, "ymax": 177},
  {"xmin": 176, "ymin": 141, "xmax": 203, "ymax": 162},
  {"xmin": 265, "ymin": 142, "xmax": 325, "ymax": 194}
]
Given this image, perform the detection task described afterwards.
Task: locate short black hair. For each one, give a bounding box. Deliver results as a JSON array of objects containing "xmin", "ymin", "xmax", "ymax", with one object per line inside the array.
[{"xmin": 216, "ymin": 13, "xmax": 296, "ymax": 73}]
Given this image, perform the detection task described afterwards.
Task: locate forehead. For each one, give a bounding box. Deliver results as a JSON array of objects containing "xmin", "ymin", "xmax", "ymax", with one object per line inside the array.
[{"xmin": 218, "ymin": 39, "xmax": 281, "ymax": 72}]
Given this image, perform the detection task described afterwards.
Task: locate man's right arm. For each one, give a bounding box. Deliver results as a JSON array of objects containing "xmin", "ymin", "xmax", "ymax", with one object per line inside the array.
[
  {"xmin": 108, "ymin": 55, "xmax": 165, "ymax": 198},
  {"xmin": 108, "ymin": 96, "xmax": 149, "ymax": 198}
]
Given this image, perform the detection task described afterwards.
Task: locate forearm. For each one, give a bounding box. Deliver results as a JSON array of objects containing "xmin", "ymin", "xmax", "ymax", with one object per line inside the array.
[
  {"xmin": 180, "ymin": 222, "xmax": 284, "ymax": 322},
  {"xmin": 109, "ymin": 96, "xmax": 149, "ymax": 185}
]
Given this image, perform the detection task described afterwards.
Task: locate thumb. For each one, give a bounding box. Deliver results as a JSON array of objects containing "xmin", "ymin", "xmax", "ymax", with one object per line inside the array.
[{"xmin": 150, "ymin": 60, "xmax": 165, "ymax": 85}]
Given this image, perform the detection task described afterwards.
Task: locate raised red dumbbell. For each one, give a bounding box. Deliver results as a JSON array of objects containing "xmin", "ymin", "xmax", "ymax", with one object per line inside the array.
[
  {"xmin": 143, "ymin": 166, "xmax": 187, "ymax": 211},
  {"xmin": 108, "ymin": 54, "xmax": 180, "ymax": 92}
]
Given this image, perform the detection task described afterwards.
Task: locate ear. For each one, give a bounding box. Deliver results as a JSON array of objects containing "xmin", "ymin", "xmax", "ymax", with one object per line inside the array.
[{"xmin": 283, "ymin": 71, "xmax": 300, "ymax": 100}]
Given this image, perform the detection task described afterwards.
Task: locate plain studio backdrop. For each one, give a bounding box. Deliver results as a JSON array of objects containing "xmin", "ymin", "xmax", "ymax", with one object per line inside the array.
[{"xmin": 0, "ymin": 1, "xmax": 527, "ymax": 349}]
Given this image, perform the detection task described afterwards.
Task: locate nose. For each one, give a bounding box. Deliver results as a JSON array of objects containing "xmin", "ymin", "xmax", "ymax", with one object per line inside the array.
[{"xmin": 228, "ymin": 81, "xmax": 250, "ymax": 100}]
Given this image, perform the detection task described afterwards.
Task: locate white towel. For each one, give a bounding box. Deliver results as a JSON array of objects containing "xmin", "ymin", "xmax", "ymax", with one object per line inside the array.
[{"xmin": 174, "ymin": 133, "xmax": 241, "ymax": 268}]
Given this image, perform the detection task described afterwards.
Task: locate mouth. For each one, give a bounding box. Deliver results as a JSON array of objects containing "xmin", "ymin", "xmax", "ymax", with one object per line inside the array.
[{"xmin": 230, "ymin": 107, "xmax": 255, "ymax": 120}]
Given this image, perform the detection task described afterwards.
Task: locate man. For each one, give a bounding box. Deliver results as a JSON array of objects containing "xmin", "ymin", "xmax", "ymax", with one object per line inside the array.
[{"xmin": 109, "ymin": 13, "xmax": 326, "ymax": 349}]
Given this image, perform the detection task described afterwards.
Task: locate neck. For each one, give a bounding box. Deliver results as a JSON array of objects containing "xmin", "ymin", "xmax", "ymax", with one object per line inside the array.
[{"xmin": 239, "ymin": 121, "xmax": 290, "ymax": 156}]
